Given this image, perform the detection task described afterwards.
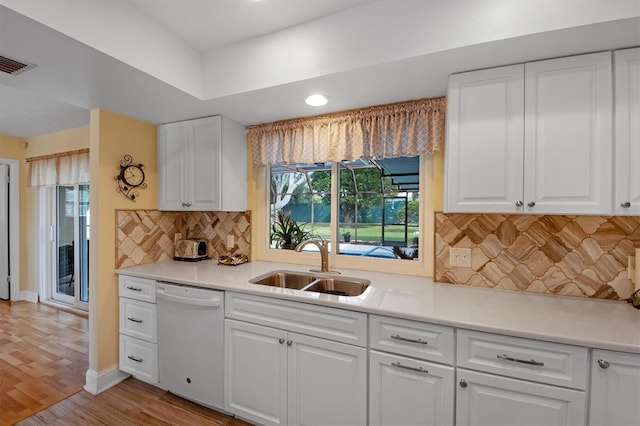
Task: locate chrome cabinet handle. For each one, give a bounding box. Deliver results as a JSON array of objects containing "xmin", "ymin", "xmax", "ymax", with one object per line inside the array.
[
  {"xmin": 597, "ymin": 359, "xmax": 610, "ymax": 369},
  {"xmin": 390, "ymin": 334, "xmax": 428, "ymax": 345},
  {"xmin": 127, "ymin": 355, "xmax": 143, "ymax": 363},
  {"xmin": 527, "ymin": 201, "xmax": 536, "ymax": 207},
  {"xmin": 278, "ymin": 338, "xmax": 285, "ymax": 344},
  {"xmin": 515, "ymin": 200, "xmax": 524, "ymax": 207},
  {"xmin": 459, "ymin": 379, "xmax": 468, "ymax": 388},
  {"xmin": 127, "ymin": 317, "xmax": 143, "ymax": 323},
  {"xmin": 391, "ymin": 362, "xmax": 428, "ymax": 374},
  {"xmin": 287, "ymin": 340, "xmax": 293, "ymax": 346},
  {"xmin": 126, "ymin": 286, "xmax": 142, "ymax": 292},
  {"xmin": 621, "ymin": 201, "xmax": 631, "ymax": 208},
  {"xmin": 497, "ymin": 354, "xmax": 544, "ymax": 366}
]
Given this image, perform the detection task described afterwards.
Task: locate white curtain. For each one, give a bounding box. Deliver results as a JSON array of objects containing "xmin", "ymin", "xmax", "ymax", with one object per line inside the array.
[{"xmin": 27, "ymin": 151, "xmax": 89, "ymax": 187}]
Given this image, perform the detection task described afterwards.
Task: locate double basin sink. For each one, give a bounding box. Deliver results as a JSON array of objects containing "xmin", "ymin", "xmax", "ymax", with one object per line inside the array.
[{"xmin": 249, "ymin": 270, "xmax": 370, "ymax": 297}]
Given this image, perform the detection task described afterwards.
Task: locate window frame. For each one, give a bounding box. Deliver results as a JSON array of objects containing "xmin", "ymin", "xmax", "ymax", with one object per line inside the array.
[{"xmin": 252, "ymin": 156, "xmax": 435, "ymax": 277}]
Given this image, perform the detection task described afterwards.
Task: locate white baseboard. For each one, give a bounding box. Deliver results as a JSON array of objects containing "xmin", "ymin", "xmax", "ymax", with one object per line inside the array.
[
  {"xmin": 19, "ymin": 291, "xmax": 38, "ymax": 303},
  {"xmin": 84, "ymin": 366, "xmax": 130, "ymax": 395}
]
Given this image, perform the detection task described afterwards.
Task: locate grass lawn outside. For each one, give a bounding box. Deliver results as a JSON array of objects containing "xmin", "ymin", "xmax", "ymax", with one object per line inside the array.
[{"xmin": 307, "ymin": 223, "xmax": 418, "ymax": 244}]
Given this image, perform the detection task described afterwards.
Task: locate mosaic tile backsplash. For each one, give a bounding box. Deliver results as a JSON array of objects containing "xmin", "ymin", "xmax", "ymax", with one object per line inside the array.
[
  {"xmin": 435, "ymin": 213, "xmax": 640, "ymax": 300},
  {"xmin": 116, "ymin": 210, "xmax": 251, "ymax": 268}
]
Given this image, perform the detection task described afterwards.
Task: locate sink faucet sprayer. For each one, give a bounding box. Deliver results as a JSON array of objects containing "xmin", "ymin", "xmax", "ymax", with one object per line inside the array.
[{"xmin": 294, "ymin": 239, "xmax": 340, "ymax": 275}]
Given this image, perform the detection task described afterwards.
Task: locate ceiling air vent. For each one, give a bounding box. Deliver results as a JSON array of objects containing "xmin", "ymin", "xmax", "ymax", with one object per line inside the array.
[{"xmin": 0, "ymin": 54, "xmax": 36, "ymax": 76}]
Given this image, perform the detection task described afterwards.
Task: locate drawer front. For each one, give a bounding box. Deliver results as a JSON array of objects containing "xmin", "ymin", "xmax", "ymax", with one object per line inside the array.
[
  {"xmin": 119, "ymin": 298, "xmax": 157, "ymax": 343},
  {"xmin": 457, "ymin": 329, "xmax": 588, "ymax": 390},
  {"xmin": 119, "ymin": 334, "xmax": 158, "ymax": 383},
  {"xmin": 119, "ymin": 275, "xmax": 156, "ymax": 302},
  {"xmin": 370, "ymin": 315, "xmax": 454, "ymax": 364},
  {"xmin": 225, "ymin": 292, "xmax": 367, "ymax": 347}
]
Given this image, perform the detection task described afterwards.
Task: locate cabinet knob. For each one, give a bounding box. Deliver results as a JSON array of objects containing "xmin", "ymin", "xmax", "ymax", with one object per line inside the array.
[
  {"xmin": 621, "ymin": 201, "xmax": 631, "ymax": 208},
  {"xmin": 459, "ymin": 379, "xmax": 468, "ymax": 388},
  {"xmin": 278, "ymin": 338, "xmax": 285, "ymax": 344},
  {"xmin": 527, "ymin": 201, "xmax": 536, "ymax": 208},
  {"xmin": 181, "ymin": 202, "xmax": 192, "ymax": 207},
  {"xmin": 597, "ymin": 359, "xmax": 610, "ymax": 369},
  {"xmin": 515, "ymin": 200, "xmax": 524, "ymax": 207},
  {"xmin": 287, "ymin": 340, "xmax": 293, "ymax": 346}
]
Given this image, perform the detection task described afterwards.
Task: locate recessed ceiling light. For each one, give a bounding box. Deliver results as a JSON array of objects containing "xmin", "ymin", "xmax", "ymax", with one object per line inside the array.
[{"xmin": 305, "ymin": 94, "xmax": 328, "ymax": 107}]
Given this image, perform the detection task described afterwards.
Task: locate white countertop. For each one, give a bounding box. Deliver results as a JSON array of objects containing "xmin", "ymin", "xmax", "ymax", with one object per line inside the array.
[{"xmin": 116, "ymin": 259, "xmax": 640, "ymax": 354}]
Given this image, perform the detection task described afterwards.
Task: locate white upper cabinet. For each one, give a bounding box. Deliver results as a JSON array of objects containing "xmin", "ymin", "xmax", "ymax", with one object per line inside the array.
[
  {"xmin": 523, "ymin": 52, "xmax": 612, "ymax": 215},
  {"xmin": 445, "ymin": 51, "xmax": 613, "ymax": 215},
  {"xmin": 445, "ymin": 64, "xmax": 525, "ymax": 213},
  {"xmin": 614, "ymin": 47, "xmax": 640, "ymax": 215},
  {"xmin": 158, "ymin": 115, "xmax": 247, "ymax": 211}
]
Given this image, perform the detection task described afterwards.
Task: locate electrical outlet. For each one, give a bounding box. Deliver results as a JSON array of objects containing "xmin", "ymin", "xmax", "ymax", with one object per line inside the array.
[
  {"xmin": 174, "ymin": 232, "xmax": 182, "ymax": 245},
  {"xmin": 226, "ymin": 235, "xmax": 235, "ymax": 250},
  {"xmin": 459, "ymin": 248, "xmax": 472, "ymax": 267},
  {"xmin": 629, "ymin": 256, "xmax": 636, "ymax": 281},
  {"xmin": 450, "ymin": 248, "xmax": 472, "ymax": 267}
]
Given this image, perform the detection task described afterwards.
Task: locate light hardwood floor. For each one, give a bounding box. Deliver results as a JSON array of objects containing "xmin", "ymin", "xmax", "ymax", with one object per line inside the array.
[{"xmin": 1, "ymin": 301, "xmax": 251, "ymax": 426}]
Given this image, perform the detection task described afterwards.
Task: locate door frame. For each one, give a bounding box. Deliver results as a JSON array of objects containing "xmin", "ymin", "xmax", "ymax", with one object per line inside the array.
[{"xmin": 0, "ymin": 158, "xmax": 20, "ymax": 301}]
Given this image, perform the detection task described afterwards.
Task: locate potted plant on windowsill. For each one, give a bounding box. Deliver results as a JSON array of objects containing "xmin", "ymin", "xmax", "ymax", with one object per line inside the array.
[
  {"xmin": 271, "ymin": 210, "xmax": 312, "ymax": 250},
  {"xmin": 342, "ymin": 231, "xmax": 351, "ymax": 243}
]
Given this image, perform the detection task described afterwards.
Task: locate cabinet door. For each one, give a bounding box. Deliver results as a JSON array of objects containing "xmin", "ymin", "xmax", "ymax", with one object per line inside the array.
[
  {"xmin": 589, "ymin": 350, "xmax": 640, "ymax": 426},
  {"xmin": 158, "ymin": 120, "xmax": 190, "ymax": 210},
  {"xmin": 288, "ymin": 332, "xmax": 367, "ymax": 426},
  {"xmin": 523, "ymin": 52, "xmax": 612, "ymax": 214},
  {"xmin": 445, "ymin": 64, "xmax": 525, "ymax": 213},
  {"xmin": 369, "ymin": 350, "xmax": 453, "ymax": 426},
  {"xmin": 224, "ymin": 319, "xmax": 287, "ymax": 426},
  {"xmin": 614, "ymin": 48, "xmax": 640, "ymax": 215},
  {"xmin": 191, "ymin": 116, "xmax": 222, "ymax": 210},
  {"xmin": 456, "ymin": 369, "xmax": 585, "ymax": 426}
]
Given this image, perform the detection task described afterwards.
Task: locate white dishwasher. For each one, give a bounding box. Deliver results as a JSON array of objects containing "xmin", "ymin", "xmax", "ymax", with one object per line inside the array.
[{"xmin": 156, "ymin": 282, "xmax": 224, "ymax": 410}]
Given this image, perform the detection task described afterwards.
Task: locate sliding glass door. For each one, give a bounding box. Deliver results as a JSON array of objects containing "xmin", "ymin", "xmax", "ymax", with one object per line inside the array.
[{"xmin": 52, "ymin": 185, "xmax": 89, "ymax": 309}]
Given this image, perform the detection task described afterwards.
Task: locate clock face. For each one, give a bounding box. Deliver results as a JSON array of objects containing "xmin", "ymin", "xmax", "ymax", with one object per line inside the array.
[{"xmin": 122, "ymin": 165, "xmax": 145, "ymax": 187}]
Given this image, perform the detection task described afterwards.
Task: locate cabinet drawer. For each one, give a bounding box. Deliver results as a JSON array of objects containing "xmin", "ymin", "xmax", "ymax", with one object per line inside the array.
[
  {"xmin": 119, "ymin": 298, "xmax": 157, "ymax": 343},
  {"xmin": 119, "ymin": 275, "xmax": 156, "ymax": 302},
  {"xmin": 457, "ymin": 329, "xmax": 588, "ymax": 390},
  {"xmin": 119, "ymin": 334, "xmax": 158, "ymax": 383},
  {"xmin": 225, "ymin": 292, "xmax": 367, "ymax": 347},
  {"xmin": 370, "ymin": 315, "xmax": 454, "ymax": 364}
]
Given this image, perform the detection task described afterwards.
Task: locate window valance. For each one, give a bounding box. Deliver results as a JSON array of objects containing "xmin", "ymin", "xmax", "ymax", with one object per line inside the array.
[
  {"xmin": 248, "ymin": 97, "xmax": 446, "ymax": 167},
  {"xmin": 26, "ymin": 149, "xmax": 89, "ymax": 187}
]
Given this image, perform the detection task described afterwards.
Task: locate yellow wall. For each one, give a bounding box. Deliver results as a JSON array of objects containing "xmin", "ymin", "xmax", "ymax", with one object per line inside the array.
[{"xmin": 88, "ymin": 109, "xmax": 157, "ymax": 375}]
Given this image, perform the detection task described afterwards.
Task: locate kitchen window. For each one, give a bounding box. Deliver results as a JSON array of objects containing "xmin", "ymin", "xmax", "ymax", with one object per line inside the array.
[
  {"xmin": 250, "ymin": 97, "xmax": 444, "ymax": 276},
  {"xmin": 266, "ymin": 154, "xmax": 427, "ymax": 274}
]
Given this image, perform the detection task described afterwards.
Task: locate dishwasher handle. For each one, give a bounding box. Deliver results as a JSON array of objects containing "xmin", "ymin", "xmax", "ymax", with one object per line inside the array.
[{"xmin": 156, "ymin": 288, "xmax": 222, "ymax": 307}]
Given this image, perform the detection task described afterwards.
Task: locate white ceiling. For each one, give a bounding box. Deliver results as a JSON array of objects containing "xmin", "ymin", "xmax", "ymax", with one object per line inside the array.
[{"xmin": 0, "ymin": 0, "xmax": 639, "ymax": 139}]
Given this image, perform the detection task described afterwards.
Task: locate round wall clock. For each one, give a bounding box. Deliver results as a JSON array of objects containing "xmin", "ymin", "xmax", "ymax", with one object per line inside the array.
[{"xmin": 115, "ymin": 154, "xmax": 147, "ymax": 201}]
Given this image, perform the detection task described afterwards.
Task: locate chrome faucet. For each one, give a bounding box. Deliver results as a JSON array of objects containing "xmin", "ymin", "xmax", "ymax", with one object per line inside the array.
[{"xmin": 295, "ymin": 239, "xmax": 340, "ymax": 275}]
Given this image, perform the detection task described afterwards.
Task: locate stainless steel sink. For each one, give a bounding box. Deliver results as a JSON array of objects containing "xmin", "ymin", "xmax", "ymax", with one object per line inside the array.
[
  {"xmin": 249, "ymin": 270, "xmax": 317, "ymax": 290},
  {"xmin": 249, "ymin": 270, "xmax": 370, "ymax": 297}
]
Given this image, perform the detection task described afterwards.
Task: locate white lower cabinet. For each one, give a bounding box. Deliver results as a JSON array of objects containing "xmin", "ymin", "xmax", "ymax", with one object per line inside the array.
[
  {"xmin": 589, "ymin": 349, "xmax": 640, "ymax": 426},
  {"xmin": 118, "ymin": 276, "xmax": 158, "ymax": 384},
  {"xmin": 370, "ymin": 350, "xmax": 454, "ymax": 426},
  {"xmin": 456, "ymin": 330, "xmax": 587, "ymax": 426},
  {"xmin": 456, "ymin": 369, "xmax": 586, "ymax": 426},
  {"xmin": 224, "ymin": 292, "xmax": 367, "ymax": 426}
]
